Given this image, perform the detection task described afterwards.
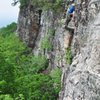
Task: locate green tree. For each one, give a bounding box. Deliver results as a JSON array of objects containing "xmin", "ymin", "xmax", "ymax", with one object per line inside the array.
[
  {"xmin": 0, "ymin": 33, "xmax": 27, "ymax": 94},
  {"xmin": 0, "ymin": 95, "xmax": 13, "ymax": 100},
  {"xmin": 0, "ymin": 23, "xmax": 62, "ymax": 100},
  {"xmin": 12, "ymin": 0, "xmax": 64, "ymax": 11},
  {"xmin": 0, "ymin": 22, "xmax": 17, "ymax": 36}
]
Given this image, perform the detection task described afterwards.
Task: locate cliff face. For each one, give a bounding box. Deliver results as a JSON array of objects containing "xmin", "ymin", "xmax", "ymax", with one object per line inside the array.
[
  {"xmin": 17, "ymin": 0, "xmax": 74, "ymax": 69},
  {"xmin": 17, "ymin": 0, "xmax": 100, "ymax": 99},
  {"xmin": 17, "ymin": 1, "xmax": 40, "ymax": 48},
  {"xmin": 59, "ymin": 0, "xmax": 100, "ymax": 100},
  {"xmin": 60, "ymin": 15, "xmax": 100, "ymax": 99},
  {"xmin": 32, "ymin": 10, "xmax": 74, "ymax": 69}
]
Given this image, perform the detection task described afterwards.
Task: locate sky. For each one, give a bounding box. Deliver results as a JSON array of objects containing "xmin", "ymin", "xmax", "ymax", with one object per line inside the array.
[{"xmin": 0, "ymin": 0, "xmax": 19, "ymax": 28}]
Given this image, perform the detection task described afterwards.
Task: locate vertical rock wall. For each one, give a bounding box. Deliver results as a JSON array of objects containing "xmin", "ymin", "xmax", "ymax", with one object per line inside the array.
[
  {"xmin": 59, "ymin": 0, "xmax": 100, "ymax": 100},
  {"xmin": 17, "ymin": 0, "xmax": 100, "ymax": 99},
  {"xmin": 33, "ymin": 10, "xmax": 73, "ymax": 69},
  {"xmin": 17, "ymin": 0, "xmax": 40, "ymax": 48}
]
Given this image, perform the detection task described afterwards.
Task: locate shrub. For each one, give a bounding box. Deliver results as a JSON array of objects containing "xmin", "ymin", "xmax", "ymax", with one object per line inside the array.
[
  {"xmin": 13, "ymin": 0, "xmax": 64, "ymax": 11},
  {"xmin": 15, "ymin": 94, "xmax": 24, "ymax": 100},
  {"xmin": 30, "ymin": 55, "xmax": 48, "ymax": 73},
  {"xmin": 0, "ymin": 33, "xmax": 28, "ymax": 94},
  {"xmin": 65, "ymin": 47, "xmax": 73, "ymax": 65},
  {"xmin": 0, "ymin": 95, "xmax": 13, "ymax": 100},
  {"xmin": 0, "ymin": 22, "xmax": 17, "ymax": 36},
  {"xmin": 50, "ymin": 69, "xmax": 62, "ymax": 93},
  {"xmin": 18, "ymin": 54, "xmax": 48, "ymax": 75},
  {"xmin": 50, "ymin": 28, "xmax": 55, "ymax": 36},
  {"xmin": 41, "ymin": 37, "xmax": 53, "ymax": 51},
  {"xmin": 15, "ymin": 73, "xmax": 60, "ymax": 100},
  {"xmin": 56, "ymin": 57, "xmax": 62, "ymax": 61},
  {"xmin": 20, "ymin": 0, "xmax": 27, "ymax": 8},
  {"xmin": 58, "ymin": 19, "xmax": 64, "ymax": 25},
  {"xmin": 0, "ymin": 23, "xmax": 62, "ymax": 100},
  {"xmin": 32, "ymin": 0, "xmax": 64, "ymax": 11}
]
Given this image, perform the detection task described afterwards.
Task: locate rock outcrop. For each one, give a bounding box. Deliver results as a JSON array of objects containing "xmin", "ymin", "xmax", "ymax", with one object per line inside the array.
[
  {"xmin": 17, "ymin": 0, "xmax": 100, "ymax": 99},
  {"xmin": 17, "ymin": 0, "xmax": 74, "ymax": 69},
  {"xmin": 59, "ymin": 0, "xmax": 100, "ymax": 100},
  {"xmin": 17, "ymin": 1, "xmax": 40, "ymax": 48}
]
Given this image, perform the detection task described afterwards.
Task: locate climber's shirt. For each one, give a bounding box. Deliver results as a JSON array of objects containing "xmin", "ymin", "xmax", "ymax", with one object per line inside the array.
[
  {"xmin": 68, "ymin": 6, "xmax": 75, "ymax": 14},
  {"xmin": 66, "ymin": 6, "xmax": 76, "ymax": 26}
]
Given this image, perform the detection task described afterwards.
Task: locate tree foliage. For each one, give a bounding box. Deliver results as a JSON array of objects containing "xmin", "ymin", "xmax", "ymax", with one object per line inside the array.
[
  {"xmin": 32, "ymin": 0, "xmax": 64, "ymax": 11},
  {"xmin": 12, "ymin": 0, "xmax": 64, "ymax": 11},
  {"xmin": 0, "ymin": 22, "xmax": 17, "ymax": 36},
  {"xmin": 65, "ymin": 46, "xmax": 73, "ymax": 65},
  {"xmin": 0, "ymin": 23, "xmax": 62, "ymax": 100},
  {"xmin": 41, "ymin": 37, "xmax": 53, "ymax": 51}
]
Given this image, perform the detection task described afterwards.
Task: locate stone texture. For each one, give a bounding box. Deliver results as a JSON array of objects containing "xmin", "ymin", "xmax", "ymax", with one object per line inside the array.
[
  {"xmin": 32, "ymin": 10, "xmax": 74, "ymax": 69},
  {"xmin": 17, "ymin": 0, "xmax": 74, "ymax": 69},
  {"xmin": 59, "ymin": 0, "xmax": 100, "ymax": 100},
  {"xmin": 17, "ymin": 0, "xmax": 40, "ymax": 48},
  {"xmin": 17, "ymin": 0, "xmax": 100, "ymax": 100}
]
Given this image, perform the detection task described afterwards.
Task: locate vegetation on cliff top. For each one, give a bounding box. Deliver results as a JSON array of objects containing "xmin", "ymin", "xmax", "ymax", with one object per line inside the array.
[
  {"xmin": 13, "ymin": 0, "xmax": 64, "ymax": 11},
  {"xmin": 32, "ymin": 0, "xmax": 64, "ymax": 11},
  {"xmin": 0, "ymin": 23, "xmax": 62, "ymax": 100}
]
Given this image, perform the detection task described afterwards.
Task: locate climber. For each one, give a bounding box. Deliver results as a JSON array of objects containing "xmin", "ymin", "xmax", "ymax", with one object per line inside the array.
[{"xmin": 66, "ymin": 3, "xmax": 76, "ymax": 26}]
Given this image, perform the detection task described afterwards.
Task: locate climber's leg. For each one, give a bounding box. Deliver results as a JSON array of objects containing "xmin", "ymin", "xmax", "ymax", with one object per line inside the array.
[
  {"xmin": 66, "ymin": 15, "xmax": 70, "ymax": 25},
  {"xmin": 66, "ymin": 14, "xmax": 72, "ymax": 26}
]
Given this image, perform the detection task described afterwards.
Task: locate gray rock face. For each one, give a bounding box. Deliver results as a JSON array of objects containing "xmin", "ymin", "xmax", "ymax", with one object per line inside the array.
[
  {"xmin": 17, "ymin": 0, "xmax": 74, "ymax": 69},
  {"xmin": 33, "ymin": 10, "xmax": 74, "ymax": 69},
  {"xmin": 59, "ymin": 0, "xmax": 100, "ymax": 100},
  {"xmin": 60, "ymin": 20, "xmax": 100, "ymax": 99},
  {"xmin": 17, "ymin": 0, "xmax": 100, "ymax": 99},
  {"xmin": 17, "ymin": 1, "xmax": 40, "ymax": 48}
]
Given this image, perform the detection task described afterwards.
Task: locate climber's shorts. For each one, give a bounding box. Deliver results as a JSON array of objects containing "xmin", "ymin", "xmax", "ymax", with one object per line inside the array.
[{"xmin": 66, "ymin": 13, "xmax": 73, "ymax": 17}]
